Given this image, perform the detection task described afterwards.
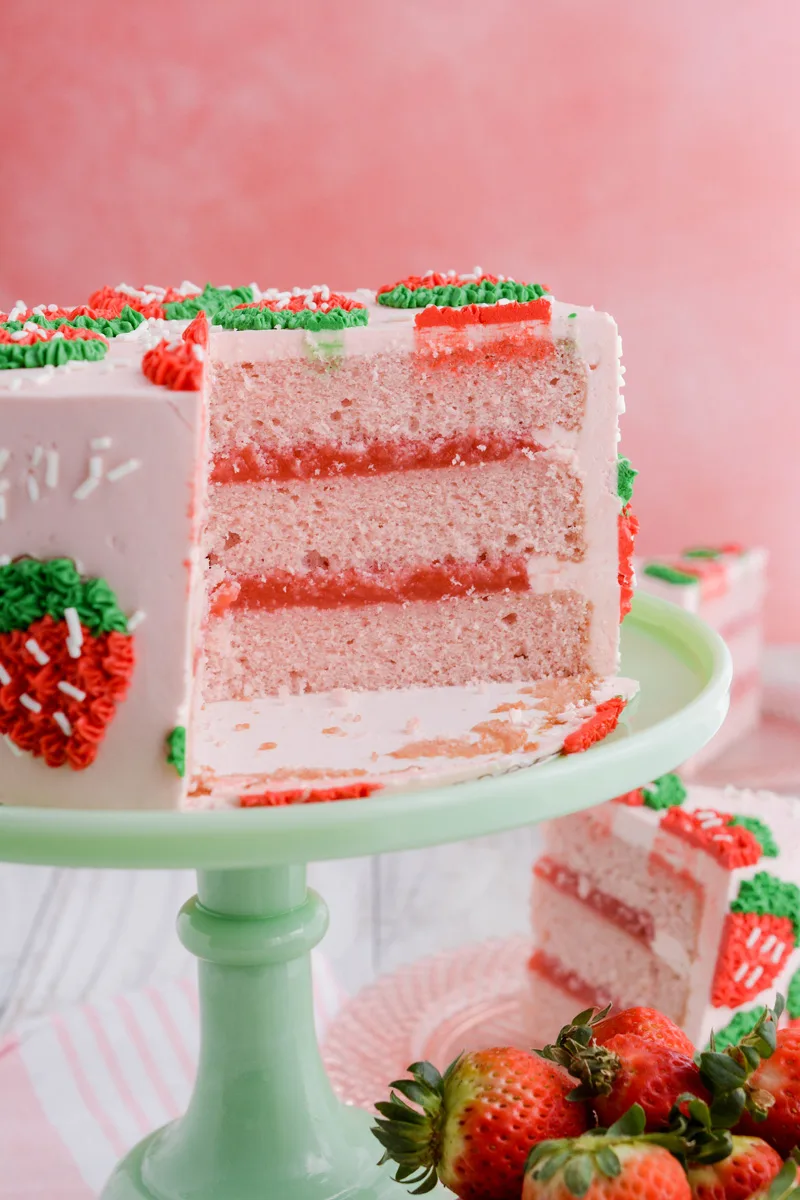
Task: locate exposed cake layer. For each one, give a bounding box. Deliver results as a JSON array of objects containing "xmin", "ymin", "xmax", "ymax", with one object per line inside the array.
[
  {"xmin": 541, "ymin": 809, "xmax": 703, "ymax": 959},
  {"xmin": 532, "ymin": 872, "xmax": 690, "ymax": 1022},
  {"xmin": 209, "ymin": 335, "xmax": 587, "ymax": 464},
  {"xmin": 203, "ymin": 589, "xmax": 590, "ymax": 699},
  {"xmin": 206, "ymin": 456, "xmax": 585, "ymax": 578}
]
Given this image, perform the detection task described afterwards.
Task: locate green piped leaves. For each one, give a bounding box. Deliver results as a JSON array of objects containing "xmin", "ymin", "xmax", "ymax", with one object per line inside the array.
[
  {"xmin": 730, "ymin": 815, "xmax": 779, "ymax": 858},
  {"xmin": 378, "ymin": 279, "xmax": 548, "ymax": 309},
  {"xmin": 0, "ymin": 336, "xmax": 108, "ymax": 370},
  {"xmin": 732, "ymin": 874, "xmax": 800, "ymax": 944},
  {"xmin": 643, "ymin": 562, "xmax": 698, "ymax": 586},
  {"xmin": 617, "ymin": 456, "xmax": 637, "ymax": 505},
  {"xmin": 642, "ymin": 773, "xmax": 687, "ymax": 811},
  {"xmin": 163, "ymin": 283, "xmax": 254, "ymax": 321},
  {"xmin": 166, "ymin": 726, "xmax": 187, "ymax": 778},
  {"xmin": 213, "ymin": 305, "xmax": 368, "ymax": 332},
  {"xmin": 0, "ymin": 557, "xmax": 129, "ymax": 635}
]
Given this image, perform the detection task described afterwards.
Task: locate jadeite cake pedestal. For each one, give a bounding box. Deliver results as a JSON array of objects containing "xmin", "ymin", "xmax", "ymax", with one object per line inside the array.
[{"xmin": 0, "ymin": 595, "xmax": 731, "ymax": 1200}]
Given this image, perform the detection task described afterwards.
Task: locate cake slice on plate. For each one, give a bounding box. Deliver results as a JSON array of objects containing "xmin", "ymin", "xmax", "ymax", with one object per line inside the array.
[
  {"xmin": 636, "ymin": 545, "xmax": 766, "ymax": 770},
  {"xmin": 527, "ymin": 775, "xmax": 800, "ymax": 1048}
]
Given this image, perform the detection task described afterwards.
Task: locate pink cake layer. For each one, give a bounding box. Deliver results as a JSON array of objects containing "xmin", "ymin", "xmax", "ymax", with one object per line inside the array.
[
  {"xmin": 526, "ymin": 958, "xmax": 601, "ymax": 1045},
  {"xmin": 531, "ymin": 873, "xmax": 689, "ymax": 1022},
  {"xmin": 208, "ymin": 338, "xmax": 586, "ymax": 458},
  {"xmin": 542, "ymin": 809, "xmax": 703, "ymax": 957},
  {"xmin": 206, "ymin": 456, "xmax": 584, "ymax": 578},
  {"xmin": 203, "ymin": 589, "xmax": 589, "ymax": 699}
]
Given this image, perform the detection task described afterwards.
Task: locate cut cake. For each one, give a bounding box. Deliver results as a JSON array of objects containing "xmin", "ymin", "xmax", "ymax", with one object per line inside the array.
[
  {"xmin": 527, "ymin": 774, "xmax": 800, "ymax": 1049},
  {"xmin": 0, "ymin": 272, "xmax": 635, "ymax": 808}
]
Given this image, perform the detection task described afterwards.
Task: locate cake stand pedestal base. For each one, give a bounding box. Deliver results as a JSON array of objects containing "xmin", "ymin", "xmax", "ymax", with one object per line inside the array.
[{"xmin": 101, "ymin": 866, "xmax": 424, "ymax": 1200}]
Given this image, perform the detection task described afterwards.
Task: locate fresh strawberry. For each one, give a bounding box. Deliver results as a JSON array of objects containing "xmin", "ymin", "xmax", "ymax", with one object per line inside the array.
[
  {"xmin": 591, "ymin": 1006, "xmax": 695, "ymax": 1058},
  {"xmin": 592, "ymin": 1035, "xmax": 709, "ymax": 1131},
  {"xmin": 538, "ymin": 1007, "xmax": 708, "ymax": 1131},
  {"xmin": 686, "ymin": 1135, "xmax": 785, "ymax": 1199},
  {"xmin": 736, "ymin": 1027, "xmax": 800, "ymax": 1158},
  {"xmin": 523, "ymin": 1104, "xmax": 692, "ymax": 1199},
  {"xmin": 711, "ymin": 875, "xmax": 800, "ymax": 1009},
  {"xmin": 372, "ymin": 1047, "xmax": 591, "ymax": 1200}
]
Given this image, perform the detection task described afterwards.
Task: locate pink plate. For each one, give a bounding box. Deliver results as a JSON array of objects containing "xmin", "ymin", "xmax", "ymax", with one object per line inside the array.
[{"xmin": 321, "ymin": 937, "xmax": 530, "ymax": 1110}]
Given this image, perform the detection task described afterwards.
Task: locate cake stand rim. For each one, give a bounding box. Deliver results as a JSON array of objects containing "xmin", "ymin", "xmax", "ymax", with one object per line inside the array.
[{"xmin": 0, "ymin": 594, "xmax": 732, "ymax": 869}]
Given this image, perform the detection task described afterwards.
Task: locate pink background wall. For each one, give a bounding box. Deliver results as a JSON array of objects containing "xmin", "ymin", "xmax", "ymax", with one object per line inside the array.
[{"xmin": 2, "ymin": 2, "xmax": 798, "ymax": 638}]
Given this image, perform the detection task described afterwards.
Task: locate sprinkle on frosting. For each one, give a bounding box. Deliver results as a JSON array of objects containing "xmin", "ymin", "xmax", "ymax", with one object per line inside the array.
[
  {"xmin": 377, "ymin": 269, "xmax": 548, "ymax": 309},
  {"xmin": 0, "ymin": 305, "xmax": 144, "ymax": 340},
  {"xmin": 213, "ymin": 288, "xmax": 368, "ymax": 331},
  {"xmin": 166, "ymin": 725, "xmax": 187, "ymax": 777}
]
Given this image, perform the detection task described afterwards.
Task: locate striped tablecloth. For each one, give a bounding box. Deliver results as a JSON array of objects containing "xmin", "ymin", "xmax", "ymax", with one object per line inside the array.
[{"xmin": 0, "ymin": 956, "xmax": 342, "ymax": 1198}]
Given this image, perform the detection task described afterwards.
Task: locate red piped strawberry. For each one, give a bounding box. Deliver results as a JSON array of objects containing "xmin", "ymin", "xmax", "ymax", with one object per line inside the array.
[
  {"xmin": 372, "ymin": 1047, "xmax": 590, "ymax": 1200},
  {"xmin": 538, "ymin": 1006, "xmax": 708, "ymax": 1132},
  {"xmin": 686, "ymin": 1136, "xmax": 789, "ymax": 1200},
  {"xmin": 662, "ymin": 808, "xmax": 763, "ymax": 869},
  {"xmin": 711, "ymin": 875, "xmax": 800, "ymax": 1009},
  {"xmin": 0, "ymin": 558, "xmax": 135, "ymax": 771},
  {"xmin": 618, "ymin": 504, "xmax": 639, "ymax": 620},
  {"xmin": 562, "ymin": 697, "xmax": 626, "ymax": 755}
]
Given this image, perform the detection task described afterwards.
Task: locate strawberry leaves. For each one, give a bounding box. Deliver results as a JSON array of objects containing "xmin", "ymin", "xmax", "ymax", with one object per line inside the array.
[
  {"xmin": 699, "ymin": 996, "xmax": 784, "ymax": 1124},
  {"xmin": 535, "ymin": 1004, "xmax": 622, "ymax": 1100}
]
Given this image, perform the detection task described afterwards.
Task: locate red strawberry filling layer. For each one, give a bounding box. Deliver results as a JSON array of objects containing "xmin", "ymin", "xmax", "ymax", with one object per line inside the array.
[
  {"xmin": 210, "ymin": 556, "xmax": 530, "ymax": 614},
  {"xmin": 534, "ymin": 856, "xmax": 655, "ymax": 943},
  {"xmin": 211, "ymin": 432, "xmax": 546, "ymax": 485},
  {"xmin": 528, "ymin": 949, "xmax": 614, "ymax": 1011}
]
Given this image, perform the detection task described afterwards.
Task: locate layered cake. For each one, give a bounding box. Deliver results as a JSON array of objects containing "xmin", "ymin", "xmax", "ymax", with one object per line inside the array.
[
  {"xmin": 637, "ymin": 545, "xmax": 767, "ymax": 770},
  {"xmin": 527, "ymin": 776, "xmax": 800, "ymax": 1048},
  {"xmin": 0, "ymin": 272, "xmax": 636, "ymax": 808}
]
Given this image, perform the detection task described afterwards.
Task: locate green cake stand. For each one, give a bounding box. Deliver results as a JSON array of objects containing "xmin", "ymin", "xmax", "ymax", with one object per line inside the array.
[{"xmin": 0, "ymin": 594, "xmax": 731, "ymax": 1200}]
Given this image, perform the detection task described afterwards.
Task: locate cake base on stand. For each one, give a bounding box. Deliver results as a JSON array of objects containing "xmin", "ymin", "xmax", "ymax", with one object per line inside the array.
[{"xmin": 0, "ymin": 596, "xmax": 731, "ymax": 1200}]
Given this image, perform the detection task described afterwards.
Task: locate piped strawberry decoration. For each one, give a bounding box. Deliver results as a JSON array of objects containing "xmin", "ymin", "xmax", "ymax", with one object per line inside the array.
[
  {"xmin": 142, "ymin": 314, "xmax": 208, "ymax": 391},
  {"xmin": 662, "ymin": 808, "xmax": 766, "ymax": 869},
  {"xmin": 712, "ymin": 874, "xmax": 800, "ymax": 1008},
  {"xmin": 0, "ymin": 557, "xmax": 135, "ymax": 770}
]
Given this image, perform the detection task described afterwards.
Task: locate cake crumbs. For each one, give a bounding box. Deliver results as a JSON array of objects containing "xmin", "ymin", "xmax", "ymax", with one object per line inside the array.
[
  {"xmin": 258, "ymin": 741, "xmax": 277, "ymax": 751},
  {"xmin": 234, "ymin": 722, "xmax": 250, "ymax": 731},
  {"xmin": 321, "ymin": 726, "xmax": 346, "ymax": 736}
]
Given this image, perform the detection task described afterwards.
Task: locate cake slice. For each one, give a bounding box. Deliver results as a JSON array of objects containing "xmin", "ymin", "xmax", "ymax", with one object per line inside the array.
[
  {"xmin": 527, "ymin": 775, "xmax": 800, "ymax": 1048},
  {"xmin": 636, "ymin": 545, "xmax": 766, "ymax": 770}
]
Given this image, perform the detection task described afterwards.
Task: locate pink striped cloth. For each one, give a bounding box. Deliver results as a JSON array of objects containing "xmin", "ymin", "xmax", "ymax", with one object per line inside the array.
[{"xmin": 0, "ymin": 954, "xmax": 343, "ymax": 1198}]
